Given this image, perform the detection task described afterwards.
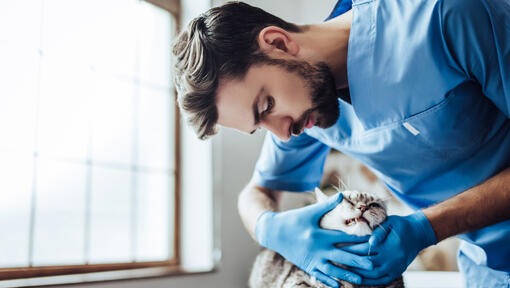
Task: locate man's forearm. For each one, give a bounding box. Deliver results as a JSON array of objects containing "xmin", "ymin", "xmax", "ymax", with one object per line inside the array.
[
  {"xmin": 423, "ymin": 167, "xmax": 510, "ymax": 242},
  {"xmin": 238, "ymin": 181, "xmax": 282, "ymax": 239}
]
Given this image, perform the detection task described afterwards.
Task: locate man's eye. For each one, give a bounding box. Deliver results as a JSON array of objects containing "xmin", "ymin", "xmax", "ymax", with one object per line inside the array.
[{"xmin": 263, "ymin": 96, "xmax": 274, "ymax": 115}]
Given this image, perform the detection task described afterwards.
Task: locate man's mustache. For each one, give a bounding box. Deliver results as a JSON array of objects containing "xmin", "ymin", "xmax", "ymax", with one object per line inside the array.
[{"xmin": 291, "ymin": 109, "xmax": 314, "ymax": 135}]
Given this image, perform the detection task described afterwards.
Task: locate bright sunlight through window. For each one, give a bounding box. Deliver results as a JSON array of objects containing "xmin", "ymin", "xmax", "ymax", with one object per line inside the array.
[{"xmin": 0, "ymin": 0, "xmax": 177, "ymax": 276}]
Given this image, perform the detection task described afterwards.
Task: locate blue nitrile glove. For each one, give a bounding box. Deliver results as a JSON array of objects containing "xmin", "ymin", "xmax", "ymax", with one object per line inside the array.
[
  {"xmin": 346, "ymin": 211, "xmax": 437, "ymax": 285},
  {"xmin": 255, "ymin": 193, "xmax": 373, "ymax": 288}
]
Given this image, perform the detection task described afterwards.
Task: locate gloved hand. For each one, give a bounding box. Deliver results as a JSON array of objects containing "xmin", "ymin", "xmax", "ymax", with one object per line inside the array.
[
  {"xmin": 347, "ymin": 211, "xmax": 437, "ymax": 285},
  {"xmin": 255, "ymin": 193, "xmax": 373, "ymax": 288}
]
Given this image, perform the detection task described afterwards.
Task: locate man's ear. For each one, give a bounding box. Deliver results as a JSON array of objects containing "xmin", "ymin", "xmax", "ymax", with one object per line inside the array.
[{"xmin": 257, "ymin": 26, "xmax": 299, "ymax": 56}]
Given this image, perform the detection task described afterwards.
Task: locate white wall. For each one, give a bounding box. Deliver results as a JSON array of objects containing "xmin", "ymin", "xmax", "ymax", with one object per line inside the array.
[
  {"xmin": 219, "ymin": 0, "xmax": 337, "ymax": 24},
  {"xmin": 54, "ymin": 1, "xmax": 336, "ymax": 287}
]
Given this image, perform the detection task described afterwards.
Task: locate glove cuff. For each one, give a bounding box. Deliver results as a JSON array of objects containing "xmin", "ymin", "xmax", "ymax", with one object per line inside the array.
[
  {"xmin": 409, "ymin": 211, "xmax": 438, "ymax": 247},
  {"xmin": 255, "ymin": 210, "xmax": 276, "ymax": 248}
]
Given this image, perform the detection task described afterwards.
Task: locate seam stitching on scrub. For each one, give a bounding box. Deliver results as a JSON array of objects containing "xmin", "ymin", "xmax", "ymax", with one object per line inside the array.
[
  {"xmin": 256, "ymin": 178, "xmax": 320, "ymax": 192},
  {"xmin": 348, "ymin": 90, "xmax": 460, "ymax": 142},
  {"xmin": 482, "ymin": 0, "xmax": 510, "ymax": 30},
  {"xmin": 352, "ymin": 0, "xmax": 375, "ymax": 7}
]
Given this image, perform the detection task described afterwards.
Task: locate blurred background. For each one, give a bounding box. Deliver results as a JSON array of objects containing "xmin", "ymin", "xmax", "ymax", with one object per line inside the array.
[{"xmin": 0, "ymin": 0, "xmax": 461, "ymax": 287}]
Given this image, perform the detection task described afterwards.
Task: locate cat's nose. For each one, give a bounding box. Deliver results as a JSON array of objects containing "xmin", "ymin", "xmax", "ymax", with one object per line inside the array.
[{"xmin": 359, "ymin": 205, "xmax": 367, "ymax": 213}]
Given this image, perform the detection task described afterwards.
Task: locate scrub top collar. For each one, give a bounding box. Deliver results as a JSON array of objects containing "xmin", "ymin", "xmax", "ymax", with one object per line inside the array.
[
  {"xmin": 347, "ymin": 0, "xmax": 378, "ymax": 130},
  {"xmin": 328, "ymin": 0, "xmax": 379, "ymax": 130}
]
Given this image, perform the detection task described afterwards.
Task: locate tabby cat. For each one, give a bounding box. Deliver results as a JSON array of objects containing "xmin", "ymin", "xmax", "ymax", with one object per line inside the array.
[{"xmin": 249, "ymin": 188, "xmax": 405, "ymax": 288}]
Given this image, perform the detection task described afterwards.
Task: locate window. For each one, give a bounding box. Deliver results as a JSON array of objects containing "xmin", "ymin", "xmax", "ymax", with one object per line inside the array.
[{"xmin": 0, "ymin": 0, "xmax": 180, "ymax": 284}]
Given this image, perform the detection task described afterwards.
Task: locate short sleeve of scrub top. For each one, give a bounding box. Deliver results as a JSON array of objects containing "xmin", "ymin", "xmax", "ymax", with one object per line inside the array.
[
  {"xmin": 252, "ymin": 132, "xmax": 330, "ymax": 192},
  {"xmin": 441, "ymin": 0, "xmax": 510, "ymax": 118}
]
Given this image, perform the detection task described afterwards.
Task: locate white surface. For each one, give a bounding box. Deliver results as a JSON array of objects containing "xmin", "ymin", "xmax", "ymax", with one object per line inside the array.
[
  {"xmin": 0, "ymin": 46, "xmax": 39, "ymax": 153},
  {"xmin": 33, "ymin": 159, "xmax": 87, "ymax": 266},
  {"xmin": 38, "ymin": 59, "xmax": 93, "ymax": 161},
  {"xmin": 89, "ymin": 167, "xmax": 132, "ymax": 263},
  {"xmin": 0, "ymin": 152, "xmax": 33, "ymax": 267},
  {"xmin": 135, "ymin": 172, "xmax": 173, "ymax": 261},
  {"xmin": 91, "ymin": 76, "xmax": 135, "ymax": 165},
  {"xmin": 404, "ymin": 271, "xmax": 463, "ymax": 288},
  {"xmin": 0, "ymin": 2, "xmax": 42, "ymax": 159},
  {"xmin": 41, "ymin": 0, "xmax": 139, "ymax": 77},
  {"xmin": 137, "ymin": 86, "xmax": 173, "ymax": 171},
  {"xmin": 138, "ymin": 0, "xmax": 173, "ymax": 88},
  {"xmin": 179, "ymin": 104, "xmax": 214, "ymax": 271}
]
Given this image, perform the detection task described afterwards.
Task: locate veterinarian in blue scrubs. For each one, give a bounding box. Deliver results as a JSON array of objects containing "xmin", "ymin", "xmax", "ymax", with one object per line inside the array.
[
  {"xmin": 252, "ymin": 0, "xmax": 510, "ymax": 286},
  {"xmin": 173, "ymin": 0, "xmax": 510, "ymax": 287}
]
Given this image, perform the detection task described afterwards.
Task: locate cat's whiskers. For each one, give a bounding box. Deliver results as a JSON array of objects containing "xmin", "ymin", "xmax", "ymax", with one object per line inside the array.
[{"xmin": 333, "ymin": 175, "xmax": 349, "ymax": 191}]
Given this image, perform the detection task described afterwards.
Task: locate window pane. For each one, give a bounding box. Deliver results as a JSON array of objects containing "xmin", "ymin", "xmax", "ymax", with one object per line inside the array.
[
  {"xmin": 89, "ymin": 166, "xmax": 132, "ymax": 264},
  {"xmin": 138, "ymin": 86, "xmax": 174, "ymax": 171},
  {"xmin": 86, "ymin": 0, "xmax": 139, "ymax": 78},
  {"xmin": 37, "ymin": 59, "xmax": 93, "ymax": 160},
  {"xmin": 139, "ymin": 0, "xmax": 173, "ymax": 88},
  {"xmin": 0, "ymin": 152, "xmax": 33, "ymax": 267},
  {"xmin": 0, "ymin": 45, "xmax": 39, "ymax": 154},
  {"xmin": 41, "ymin": 0, "xmax": 110, "ymax": 70},
  {"xmin": 33, "ymin": 159, "xmax": 87, "ymax": 266},
  {"xmin": 136, "ymin": 172, "xmax": 173, "ymax": 261},
  {"xmin": 0, "ymin": 0, "xmax": 42, "ymax": 48},
  {"xmin": 91, "ymin": 76, "xmax": 135, "ymax": 166},
  {"xmin": 0, "ymin": 0, "xmax": 41, "ymax": 154},
  {"xmin": 0, "ymin": 0, "xmax": 176, "ymax": 273}
]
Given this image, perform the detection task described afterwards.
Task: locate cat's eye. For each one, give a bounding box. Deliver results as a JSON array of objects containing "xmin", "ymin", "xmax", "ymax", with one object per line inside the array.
[{"xmin": 368, "ymin": 202, "xmax": 381, "ymax": 208}]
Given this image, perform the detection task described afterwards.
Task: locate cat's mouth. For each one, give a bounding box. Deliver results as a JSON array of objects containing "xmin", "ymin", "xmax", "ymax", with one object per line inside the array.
[{"xmin": 345, "ymin": 216, "xmax": 369, "ymax": 227}]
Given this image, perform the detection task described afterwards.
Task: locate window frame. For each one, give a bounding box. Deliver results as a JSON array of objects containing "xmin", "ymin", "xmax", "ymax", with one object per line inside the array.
[{"xmin": 0, "ymin": 0, "xmax": 183, "ymax": 285}]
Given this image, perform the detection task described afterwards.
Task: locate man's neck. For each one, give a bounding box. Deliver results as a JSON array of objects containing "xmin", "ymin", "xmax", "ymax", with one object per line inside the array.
[{"xmin": 291, "ymin": 10, "xmax": 352, "ymax": 89}]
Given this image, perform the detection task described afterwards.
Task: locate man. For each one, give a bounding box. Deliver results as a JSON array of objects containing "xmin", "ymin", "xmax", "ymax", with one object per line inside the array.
[{"xmin": 172, "ymin": 0, "xmax": 510, "ymax": 287}]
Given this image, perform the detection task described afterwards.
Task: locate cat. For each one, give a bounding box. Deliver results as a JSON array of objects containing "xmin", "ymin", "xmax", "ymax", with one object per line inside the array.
[{"xmin": 248, "ymin": 188, "xmax": 405, "ymax": 288}]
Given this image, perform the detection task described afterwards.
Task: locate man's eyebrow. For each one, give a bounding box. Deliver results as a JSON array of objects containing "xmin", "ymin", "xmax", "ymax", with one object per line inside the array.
[{"xmin": 250, "ymin": 87, "xmax": 264, "ymax": 134}]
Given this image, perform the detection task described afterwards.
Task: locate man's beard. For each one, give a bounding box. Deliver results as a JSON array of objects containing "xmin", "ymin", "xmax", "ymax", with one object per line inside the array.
[
  {"xmin": 251, "ymin": 54, "xmax": 340, "ymax": 135},
  {"xmin": 291, "ymin": 61, "xmax": 340, "ymax": 134}
]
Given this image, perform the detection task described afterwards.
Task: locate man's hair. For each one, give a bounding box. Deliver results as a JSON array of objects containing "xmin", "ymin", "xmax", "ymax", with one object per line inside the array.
[{"xmin": 172, "ymin": 1, "xmax": 302, "ymax": 140}]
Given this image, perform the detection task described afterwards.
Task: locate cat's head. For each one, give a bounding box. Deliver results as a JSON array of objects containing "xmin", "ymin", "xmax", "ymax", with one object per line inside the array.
[{"xmin": 315, "ymin": 187, "xmax": 387, "ymax": 236}]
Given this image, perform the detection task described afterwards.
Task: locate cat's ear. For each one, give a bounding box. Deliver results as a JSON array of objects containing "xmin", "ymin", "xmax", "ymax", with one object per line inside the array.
[{"xmin": 314, "ymin": 187, "xmax": 329, "ymax": 203}]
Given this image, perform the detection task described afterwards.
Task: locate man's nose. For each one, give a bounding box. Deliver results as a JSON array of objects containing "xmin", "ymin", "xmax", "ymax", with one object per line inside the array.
[{"xmin": 261, "ymin": 117, "xmax": 292, "ymax": 141}]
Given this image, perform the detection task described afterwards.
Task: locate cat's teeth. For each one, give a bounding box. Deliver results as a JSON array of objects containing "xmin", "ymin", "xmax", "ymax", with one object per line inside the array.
[
  {"xmin": 356, "ymin": 216, "xmax": 368, "ymax": 224},
  {"xmin": 345, "ymin": 218, "xmax": 356, "ymax": 226}
]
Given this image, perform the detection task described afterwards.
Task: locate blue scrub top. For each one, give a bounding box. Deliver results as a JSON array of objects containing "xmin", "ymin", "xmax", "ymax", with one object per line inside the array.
[{"xmin": 252, "ymin": 0, "xmax": 510, "ymax": 286}]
